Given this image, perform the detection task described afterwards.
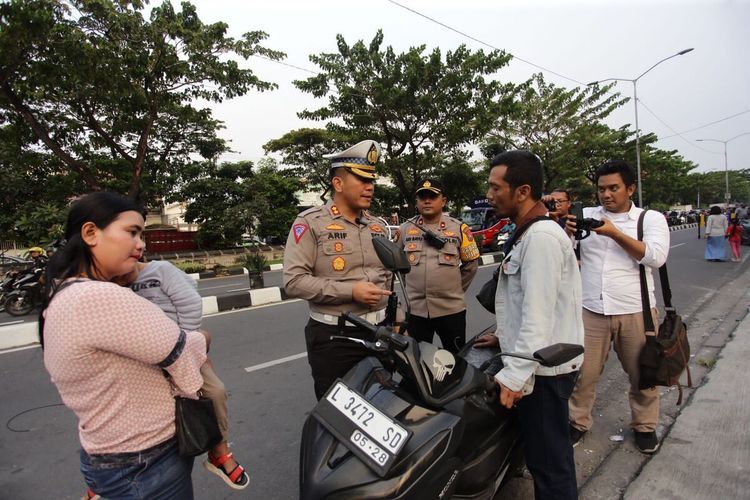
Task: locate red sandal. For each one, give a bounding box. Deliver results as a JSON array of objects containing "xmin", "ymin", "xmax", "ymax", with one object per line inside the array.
[{"xmin": 203, "ymin": 452, "xmax": 249, "ymax": 490}]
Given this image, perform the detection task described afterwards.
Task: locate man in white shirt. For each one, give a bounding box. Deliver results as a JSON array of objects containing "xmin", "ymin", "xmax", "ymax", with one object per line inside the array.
[
  {"xmin": 475, "ymin": 150, "xmax": 583, "ymax": 500},
  {"xmin": 567, "ymin": 160, "xmax": 670, "ymax": 454}
]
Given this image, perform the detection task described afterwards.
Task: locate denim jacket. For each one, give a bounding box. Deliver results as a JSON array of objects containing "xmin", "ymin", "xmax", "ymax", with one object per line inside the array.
[{"xmin": 494, "ymin": 220, "xmax": 585, "ymax": 393}]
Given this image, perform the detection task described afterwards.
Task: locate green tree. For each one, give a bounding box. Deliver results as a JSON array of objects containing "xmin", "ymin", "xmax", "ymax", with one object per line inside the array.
[
  {"xmin": 175, "ymin": 159, "xmax": 301, "ymax": 249},
  {"xmin": 483, "ymin": 73, "xmax": 628, "ymax": 200},
  {"xmin": 292, "ymin": 30, "xmax": 515, "ymax": 210},
  {"xmin": 0, "ymin": 0, "xmax": 283, "ymax": 201},
  {"xmin": 680, "ymin": 170, "xmax": 750, "ymax": 207},
  {"xmin": 263, "ymin": 127, "xmax": 353, "ymax": 204}
]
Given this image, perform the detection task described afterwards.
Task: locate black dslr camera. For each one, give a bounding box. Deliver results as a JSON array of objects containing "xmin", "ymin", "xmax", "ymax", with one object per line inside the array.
[
  {"xmin": 570, "ymin": 202, "xmax": 603, "ymax": 240},
  {"xmin": 544, "ymin": 198, "xmax": 558, "ymax": 212}
]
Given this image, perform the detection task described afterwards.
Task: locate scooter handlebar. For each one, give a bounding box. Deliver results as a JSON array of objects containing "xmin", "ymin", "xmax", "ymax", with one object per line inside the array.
[{"xmin": 340, "ymin": 312, "xmax": 409, "ymax": 352}]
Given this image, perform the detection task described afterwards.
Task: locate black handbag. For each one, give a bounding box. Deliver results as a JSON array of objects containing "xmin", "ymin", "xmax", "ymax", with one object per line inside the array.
[
  {"xmin": 173, "ymin": 394, "xmax": 223, "ymax": 457},
  {"xmin": 162, "ymin": 369, "xmax": 222, "ymax": 457},
  {"xmin": 636, "ymin": 211, "xmax": 692, "ymax": 404},
  {"xmin": 475, "ymin": 216, "xmax": 550, "ymax": 314}
]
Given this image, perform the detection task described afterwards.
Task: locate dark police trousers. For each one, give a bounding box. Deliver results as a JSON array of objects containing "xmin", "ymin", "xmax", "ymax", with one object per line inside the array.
[
  {"xmin": 516, "ymin": 372, "xmax": 579, "ymax": 500},
  {"xmin": 304, "ymin": 318, "xmax": 372, "ymax": 400},
  {"xmin": 406, "ymin": 310, "xmax": 466, "ymax": 354}
]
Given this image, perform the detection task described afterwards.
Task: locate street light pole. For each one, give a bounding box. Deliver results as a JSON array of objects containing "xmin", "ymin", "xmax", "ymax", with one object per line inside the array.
[
  {"xmin": 633, "ymin": 80, "xmax": 642, "ymax": 208},
  {"xmin": 588, "ymin": 48, "xmax": 694, "ymax": 208},
  {"xmin": 696, "ymin": 132, "xmax": 750, "ymax": 206}
]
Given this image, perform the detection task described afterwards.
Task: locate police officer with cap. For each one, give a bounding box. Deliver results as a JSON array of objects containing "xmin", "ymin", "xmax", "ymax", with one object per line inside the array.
[
  {"xmin": 396, "ymin": 178, "xmax": 480, "ymax": 353},
  {"xmin": 283, "ymin": 140, "xmax": 392, "ymax": 399}
]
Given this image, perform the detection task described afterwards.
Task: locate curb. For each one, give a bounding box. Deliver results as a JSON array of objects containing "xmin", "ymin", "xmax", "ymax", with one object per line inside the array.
[
  {"xmin": 670, "ymin": 222, "xmax": 698, "ymax": 232},
  {"xmin": 189, "ymin": 267, "xmax": 249, "ymax": 281},
  {"xmin": 480, "ymin": 253, "xmax": 505, "ymax": 265}
]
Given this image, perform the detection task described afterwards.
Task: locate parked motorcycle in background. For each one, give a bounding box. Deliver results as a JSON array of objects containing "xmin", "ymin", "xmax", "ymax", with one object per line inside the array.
[{"xmin": 4, "ymin": 266, "xmax": 45, "ymax": 316}]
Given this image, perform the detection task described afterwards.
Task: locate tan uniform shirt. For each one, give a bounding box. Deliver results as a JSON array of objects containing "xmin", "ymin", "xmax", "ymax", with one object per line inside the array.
[
  {"xmin": 396, "ymin": 214, "xmax": 480, "ymax": 318},
  {"xmin": 283, "ymin": 201, "xmax": 391, "ymax": 317}
]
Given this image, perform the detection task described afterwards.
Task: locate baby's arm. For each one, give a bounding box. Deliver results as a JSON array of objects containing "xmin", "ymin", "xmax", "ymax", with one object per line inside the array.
[{"xmin": 160, "ymin": 263, "xmax": 203, "ymax": 331}]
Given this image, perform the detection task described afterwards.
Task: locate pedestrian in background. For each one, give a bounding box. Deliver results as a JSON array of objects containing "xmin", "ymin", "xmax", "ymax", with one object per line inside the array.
[
  {"xmin": 734, "ymin": 203, "xmax": 747, "ymax": 221},
  {"xmin": 396, "ymin": 178, "xmax": 480, "ymax": 353},
  {"xmin": 567, "ymin": 160, "xmax": 670, "ymax": 454},
  {"xmin": 726, "ymin": 217, "xmax": 743, "ymax": 262},
  {"xmin": 475, "ymin": 150, "xmax": 583, "ymax": 500},
  {"xmin": 705, "ymin": 205, "xmax": 728, "ymax": 262},
  {"xmin": 41, "ymin": 192, "xmax": 208, "ymax": 499},
  {"xmin": 283, "ymin": 140, "xmax": 392, "ymax": 400}
]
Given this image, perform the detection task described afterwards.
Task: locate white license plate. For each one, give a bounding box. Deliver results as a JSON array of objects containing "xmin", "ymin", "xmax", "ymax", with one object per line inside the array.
[
  {"xmin": 350, "ymin": 430, "xmax": 391, "ymax": 466},
  {"xmin": 326, "ymin": 382, "xmax": 408, "ymax": 454}
]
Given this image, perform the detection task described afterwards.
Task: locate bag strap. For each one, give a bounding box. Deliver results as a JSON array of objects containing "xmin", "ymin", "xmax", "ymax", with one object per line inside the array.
[
  {"xmin": 637, "ymin": 209, "xmax": 675, "ymax": 328},
  {"xmin": 502, "ymin": 215, "xmax": 551, "ymax": 255},
  {"xmin": 637, "ymin": 211, "xmax": 656, "ymax": 333}
]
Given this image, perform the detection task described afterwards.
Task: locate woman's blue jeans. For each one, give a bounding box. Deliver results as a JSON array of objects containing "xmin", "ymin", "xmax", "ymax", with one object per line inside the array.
[{"xmin": 80, "ymin": 439, "xmax": 194, "ymax": 499}]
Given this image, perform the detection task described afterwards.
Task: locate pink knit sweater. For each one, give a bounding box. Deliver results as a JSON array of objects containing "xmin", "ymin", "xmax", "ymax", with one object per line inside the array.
[{"xmin": 43, "ymin": 280, "xmax": 207, "ymax": 454}]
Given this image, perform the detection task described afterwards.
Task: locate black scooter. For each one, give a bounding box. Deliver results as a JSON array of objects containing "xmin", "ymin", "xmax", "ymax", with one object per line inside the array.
[
  {"xmin": 4, "ymin": 266, "xmax": 44, "ymax": 316},
  {"xmin": 299, "ymin": 238, "xmax": 583, "ymax": 499}
]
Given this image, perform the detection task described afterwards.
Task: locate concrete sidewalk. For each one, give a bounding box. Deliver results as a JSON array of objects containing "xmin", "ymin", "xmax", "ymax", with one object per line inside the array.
[{"xmin": 624, "ymin": 310, "xmax": 750, "ymax": 499}]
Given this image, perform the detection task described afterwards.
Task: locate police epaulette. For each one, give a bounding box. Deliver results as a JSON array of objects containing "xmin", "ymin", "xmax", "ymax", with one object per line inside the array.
[{"xmin": 297, "ymin": 205, "xmax": 325, "ymax": 218}]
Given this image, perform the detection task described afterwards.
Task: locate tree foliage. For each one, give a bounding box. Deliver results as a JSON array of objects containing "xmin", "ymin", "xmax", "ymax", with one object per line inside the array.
[
  {"xmin": 263, "ymin": 127, "xmax": 354, "ymax": 204},
  {"xmin": 292, "ymin": 30, "xmax": 515, "ymax": 210},
  {"xmin": 484, "ymin": 74, "xmax": 699, "ymax": 208},
  {"xmin": 174, "ymin": 159, "xmax": 301, "ymax": 249},
  {"xmin": 0, "ymin": 0, "xmax": 283, "ymax": 201},
  {"xmin": 484, "ymin": 73, "xmax": 628, "ymax": 200}
]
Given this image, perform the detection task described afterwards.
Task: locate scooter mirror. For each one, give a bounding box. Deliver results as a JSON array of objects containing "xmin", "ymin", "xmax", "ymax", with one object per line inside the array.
[
  {"xmin": 372, "ymin": 237, "xmax": 411, "ymax": 274},
  {"xmin": 533, "ymin": 343, "xmax": 584, "ymax": 367}
]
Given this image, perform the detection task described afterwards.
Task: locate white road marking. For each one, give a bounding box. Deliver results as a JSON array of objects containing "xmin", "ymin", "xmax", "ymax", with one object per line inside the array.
[
  {"xmin": 199, "ymin": 282, "xmax": 248, "ymax": 291},
  {"xmin": 245, "ymin": 352, "xmax": 307, "ymax": 373},
  {"xmin": 671, "ymin": 243, "xmax": 686, "ymax": 248},
  {"xmin": 0, "ymin": 320, "xmax": 24, "ymax": 327},
  {"xmin": 227, "ymin": 287, "xmax": 251, "ymax": 293}
]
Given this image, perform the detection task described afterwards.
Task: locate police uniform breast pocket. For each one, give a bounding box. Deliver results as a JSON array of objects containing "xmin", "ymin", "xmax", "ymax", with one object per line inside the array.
[
  {"xmin": 323, "ymin": 240, "xmax": 354, "ymax": 273},
  {"xmin": 323, "ymin": 240, "xmax": 354, "ymax": 256},
  {"xmin": 404, "ymin": 239, "xmax": 423, "ymax": 266},
  {"xmin": 438, "ymin": 245, "xmax": 460, "ymax": 266}
]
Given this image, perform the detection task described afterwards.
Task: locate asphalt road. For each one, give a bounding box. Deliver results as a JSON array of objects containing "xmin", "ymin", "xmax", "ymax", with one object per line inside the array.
[{"xmin": 1, "ymin": 226, "xmax": 746, "ymax": 499}]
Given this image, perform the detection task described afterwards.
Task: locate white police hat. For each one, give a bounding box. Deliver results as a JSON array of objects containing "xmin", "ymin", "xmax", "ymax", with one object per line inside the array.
[{"xmin": 323, "ymin": 140, "xmax": 381, "ymax": 180}]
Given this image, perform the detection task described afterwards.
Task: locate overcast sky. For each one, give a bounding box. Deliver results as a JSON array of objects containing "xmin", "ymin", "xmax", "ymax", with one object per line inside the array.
[{"xmin": 178, "ymin": 0, "xmax": 750, "ymax": 177}]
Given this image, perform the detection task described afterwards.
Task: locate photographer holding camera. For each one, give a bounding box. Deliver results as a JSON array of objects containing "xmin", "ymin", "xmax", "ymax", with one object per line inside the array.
[
  {"xmin": 566, "ymin": 160, "xmax": 670, "ymax": 454},
  {"xmin": 543, "ymin": 188, "xmax": 573, "ymax": 229}
]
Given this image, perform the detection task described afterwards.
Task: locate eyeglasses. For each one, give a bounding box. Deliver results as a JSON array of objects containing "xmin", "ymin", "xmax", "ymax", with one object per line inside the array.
[{"xmin": 417, "ymin": 191, "xmax": 441, "ymax": 200}]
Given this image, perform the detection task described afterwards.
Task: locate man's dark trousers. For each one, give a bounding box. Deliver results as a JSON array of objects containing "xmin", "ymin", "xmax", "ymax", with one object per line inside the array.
[
  {"xmin": 516, "ymin": 372, "xmax": 578, "ymax": 500},
  {"xmin": 305, "ymin": 319, "xmax": 371, "ymax": 400},
  {"xmin": 406, "ymin": 310, "xmax": 466, "ymax": 354}
]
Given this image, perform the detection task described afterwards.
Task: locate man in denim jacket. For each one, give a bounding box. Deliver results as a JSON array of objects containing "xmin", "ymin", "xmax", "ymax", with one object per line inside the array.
[{"xmin": 475, "ymin": 150, "xmax": 584, "ymax": 500}]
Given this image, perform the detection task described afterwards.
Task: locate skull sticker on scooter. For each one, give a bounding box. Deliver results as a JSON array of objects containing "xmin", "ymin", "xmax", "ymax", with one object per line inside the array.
[{"xmin": 432, "ymin": 350, "xmax": 456, "ymax": 382}]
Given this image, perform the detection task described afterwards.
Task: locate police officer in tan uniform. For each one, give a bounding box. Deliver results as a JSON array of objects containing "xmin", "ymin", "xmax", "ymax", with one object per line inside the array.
[
  {"xmin": 396, "ymin": 179, "xmax": 480, "ymax": 353},
  {"xmin": 283, "ymin": 140, "xmax": 392, "ymax": 399}
]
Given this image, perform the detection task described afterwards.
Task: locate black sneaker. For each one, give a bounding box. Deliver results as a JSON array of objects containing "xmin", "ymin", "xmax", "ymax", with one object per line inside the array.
[
  {"xmin": 634, "ymin": 431, "xmax": 660, "ymax": 454},
  {"xmin": 569, "ymin": 426, "xmax": 586, "ymax": 448}
]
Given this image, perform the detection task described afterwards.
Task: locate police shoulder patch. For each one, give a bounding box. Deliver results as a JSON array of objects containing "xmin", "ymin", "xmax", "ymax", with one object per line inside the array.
[{"xmin": 292, "ymin": 223, "xmax": 309, "ymax": 244}]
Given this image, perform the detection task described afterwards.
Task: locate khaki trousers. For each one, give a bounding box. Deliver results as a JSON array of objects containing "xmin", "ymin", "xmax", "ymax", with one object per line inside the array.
[
  {"xmin": 200, "ymin": 361, "xmax": 229, "ymax": 442},
  {"xmin": 569, "ymin": 308, "xmax": 660, "ymax": 432}
]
